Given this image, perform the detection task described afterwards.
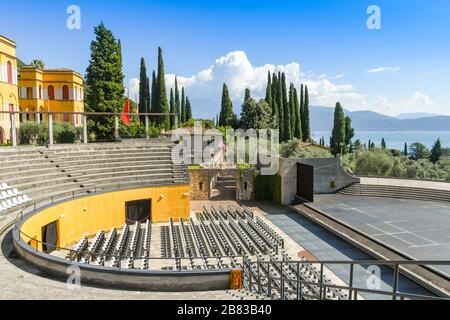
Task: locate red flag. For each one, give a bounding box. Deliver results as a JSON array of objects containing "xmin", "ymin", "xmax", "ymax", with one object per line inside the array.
[{"xmin": 121, "ymin": 99, "xmax": 130, "ymax": 125}]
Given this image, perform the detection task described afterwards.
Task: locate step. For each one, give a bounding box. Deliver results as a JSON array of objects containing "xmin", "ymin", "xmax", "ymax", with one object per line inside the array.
[
  {"xmin": 0, "ymin": 166, "xmax": 62, "ymax": 180},
  {"xmin": 92, "ymin": 176, "xmax": 184, "ymax": 190},
  {"xmin": 0, "ymin": 171, "xmax": 70, "ymax": 186},
  {"xmin": 339, "ymin": 190, "xmax": 450, "ymax": 201},
  {"xmin": 21, "ymin": 181, "xmax": 84, "ymax": 198},
  {"xmin": 341, "ymin": 187, "xmax": 450, "ymax": 198},
  {"xmin": 63, "ymin": 163, "xmax": 181, "ymax": 176},
  {"xmin": 11, "ymin": 176, "xmax": 78, "ymax": 192},
  {"xmin": 55, "ymin": 156, "xmax": 174, "ymax": 168},
  {"xmin": 44, "ymin": 147, "xmax": 171, "ymax": 156},
  {"xmin": 76, "ymin": 168, "xmax": 178, "ymax": 181},
  {"xmin": 48, "ymin": 152, "xmax": 172, "ymax": 162}
]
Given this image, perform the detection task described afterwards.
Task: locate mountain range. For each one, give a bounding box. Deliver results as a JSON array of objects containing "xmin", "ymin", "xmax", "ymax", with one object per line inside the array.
[{"xmin": 310, "ymin": 106, "xmax": 450, "ymax": 132}]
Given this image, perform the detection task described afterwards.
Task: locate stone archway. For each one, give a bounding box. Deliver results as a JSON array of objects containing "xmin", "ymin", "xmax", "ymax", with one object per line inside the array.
[{"xmin": 188, "ymin": 168, "xmax": 255, "ymax": 201}]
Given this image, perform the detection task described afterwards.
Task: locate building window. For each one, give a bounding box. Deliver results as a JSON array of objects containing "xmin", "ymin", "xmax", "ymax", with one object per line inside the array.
[
  {"xmin": 199, "ymin": 182, "xmax": 203, "ymax": 191},
  {"xmin": 62, "ymin": 85, "xmax": 69, "ymax": 100},
  {"xmin": 39, "ymin": 86, "xmax": 42, "ymax": 99},
  {"xmin": 26, "ymin": 87, "xmax": 33, "ymax": 99},
  {"xmin": 7, "ymin": 61, "xmax": 13, "ymax": 84},
  {"xmin": 48, "ymin": 86, "xmax": 55, "ymax": 100}
]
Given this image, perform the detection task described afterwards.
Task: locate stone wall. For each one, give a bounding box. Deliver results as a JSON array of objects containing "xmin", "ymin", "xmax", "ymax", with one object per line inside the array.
[
  {"xmin": 279, "ymin": 157, "xmax": 360, "ymax": 205},
  {"xmin": 189, "ymin": 169, "xmax": 211, "ymax": 200},
  {"xmin": 236, "ymin": 169, "xmax": 255, "ymax": 200},
  {"xmin": 188, "ymin": 168, "xmax": 256, "ymax": 200}
]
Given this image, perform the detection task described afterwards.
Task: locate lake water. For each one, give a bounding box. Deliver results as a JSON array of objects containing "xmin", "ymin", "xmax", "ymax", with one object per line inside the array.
[{"xmin": 312, "ymin": 131, "xmax": 450, "ymax": 150}]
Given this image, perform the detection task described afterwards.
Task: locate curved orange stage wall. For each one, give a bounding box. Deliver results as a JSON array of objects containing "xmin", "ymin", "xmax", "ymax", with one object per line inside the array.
[{"xmin": 20, "ymin": 185, "xmax": 190, "ymax": 250}]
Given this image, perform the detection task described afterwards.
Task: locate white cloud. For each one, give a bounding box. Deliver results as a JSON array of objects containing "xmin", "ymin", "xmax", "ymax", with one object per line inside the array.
[
  {"xmin": 365, "ymin": 66, "xmax": 400, "ymax": 74},
  {"xmin": 164, "ymin": 50, "xmax": 370, "ymax": 116},
  {"xmin": 127, "ymin": 51, "xmax": 444, "ymax": 117},
  {"xmin": 370, "ymin": 91, "xmax": 439, "ymax": 116}
]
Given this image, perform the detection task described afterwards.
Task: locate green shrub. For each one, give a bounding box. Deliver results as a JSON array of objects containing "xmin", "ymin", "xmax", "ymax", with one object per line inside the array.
[
  {"xmin": 53, "ymin": 122, "xmax": 77, "ymax": 144},
  {"xmin": 353, "ymin": 149, "xmax": 393, "ymax": 176},
  {"xmin": 280, "ymin": 138, "xmax": 332, "ymax": 158},
  {"xmin": 19, "ymin": 121, "xmax": 44, "ymax": 145},
  {"xmin": 253, "ymin": 173, "xmax": 281, "ymax": 204}
]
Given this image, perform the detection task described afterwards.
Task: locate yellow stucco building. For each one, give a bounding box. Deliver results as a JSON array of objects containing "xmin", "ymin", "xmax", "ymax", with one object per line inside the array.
[
  {"xmin": 0, "ymin": 35, "xmax": 19, "ymax": 144},
  {"xmin": 18, "ymin": 67, "xmax": 84, "ymax": 126}
]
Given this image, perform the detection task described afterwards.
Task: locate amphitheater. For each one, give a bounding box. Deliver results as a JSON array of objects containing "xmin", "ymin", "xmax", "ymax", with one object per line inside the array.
[{"xmin": 1, "ymin": 139, "xmax": 449, "ymax": 300}]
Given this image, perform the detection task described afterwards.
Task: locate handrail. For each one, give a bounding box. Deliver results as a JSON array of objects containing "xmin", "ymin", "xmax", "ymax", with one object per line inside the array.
[
  {"xmin": 0, "ymin": 111, "xmax": 179, "ymax": 116},
  {"xmin": 242, "ymin": 257, "xmax": 450, "ymax": 300}
]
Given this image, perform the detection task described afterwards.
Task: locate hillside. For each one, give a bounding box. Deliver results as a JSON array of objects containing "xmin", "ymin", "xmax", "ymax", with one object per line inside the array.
[{"xmin": 310, "ymin": 106, "xmax": 450, "ymax": 132}]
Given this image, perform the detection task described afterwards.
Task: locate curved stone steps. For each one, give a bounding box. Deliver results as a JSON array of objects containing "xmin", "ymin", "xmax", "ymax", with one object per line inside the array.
[{"xmin": 338, "ymin": 183, "xmax": 450, "ymax": 203}]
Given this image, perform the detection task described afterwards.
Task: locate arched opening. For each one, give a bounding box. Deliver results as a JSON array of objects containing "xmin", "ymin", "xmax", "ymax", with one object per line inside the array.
[
  {"xmin": 210, "ymin": 170, "xmax": 238, "ymax": 200},
  {"xmin": 62, "ymin": 85, "xmax": 69, "ymax": 100},
  {"xmin": 48, "ymin": 85, "xmax": 55, "ymax": 100},
  {"xmin": 7, "ymin": 61, "xmax": 13, "ymax": 84}
]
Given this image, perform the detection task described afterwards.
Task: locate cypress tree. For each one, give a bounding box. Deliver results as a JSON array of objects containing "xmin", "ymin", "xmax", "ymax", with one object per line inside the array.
[
  {"xmin": 330, "ymin": 102, "xmax": 346, "ymax": 155},
  {"xmin": 271, "ymin": 73, "xmax": 279, "ymax": 129},
  {"xmin": 265, "ymin": 71, "xmax": 272, "ymax": 106},
  {"xmin": 278, "ymin": 72, "xmax": 284, "ymax": 140},
  {"xmin": 344, "ymin": 116, "xmax": 355, "ymax": 153},
  {"xmin": 219, "ymin": 83, "xmax": 235, "ymax": 127},
  {"xmin": 181, "ymin": 87, "xmax": 186, "ymax": 123},
  {"xmin": 293, "ymin": 86, "xmax": 302, "ymax": 140},
  {"xmin": 368, "ymin": 139, "xmax": 372, "ymax": 150},
  {"xmin": 150, "ymin": 70, "xmax": 157, "ymax": 122},
  {"xmin": 169, "ymin": 88, "xmax": 175, "ymax": 129},
  {"xmin": 282, "ymin": 73, "xmax": 290, "ymax": 142},
  {"xmin": 299, "ymin": 84, "xmax": 304, "ymax": 140},
  {"xmin": 138, "ymin": 57, "xmax": 149, "ymax": 122},
  {"xmin": 156, "ymin": 47, "xmax": 170, "ymax": 130},
  {"xmin": 185, "ymin": 97, "xmax": 192, "ymax": 122},
  {"xmin": 244, "ymin": 88, "xmax": 251, "ymax": 102},
  {"xmin": 145, "ymin": 76, "xmax": 150, "ymax": 114},
  {"xmin": 175, "ymin": 77, "xmax": 180, "ymax": 122},
  {"xmin": 381, "ymin": 138, "xmax": 386, "ymax": 149},
  {"xmin": 403, "ymin": 142, "xmax": 408, "ymax": 156},
  {"xmin": 430, "ymin": 138, "xmax": 443, "ymax": 164},
  {"xmin": 302, "ymin": 85, "xmax": 311, "ymax": 142},
  {"xmin": 85, "ymin": 22, "xmax": 124, "ymax": 139},
  {"xmin": 289, "ymin": 83, "xmax": 295, "ymax": 138}
]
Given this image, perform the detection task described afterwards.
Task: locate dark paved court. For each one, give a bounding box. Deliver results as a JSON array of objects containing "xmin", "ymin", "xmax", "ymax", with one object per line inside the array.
[
  {"xmin": 308, "ymin": 194, "xmax": 450, "ymax": 277},
  {"xmin": 256, "ymin": 203, "xmax": 432, "ymax": 300}
]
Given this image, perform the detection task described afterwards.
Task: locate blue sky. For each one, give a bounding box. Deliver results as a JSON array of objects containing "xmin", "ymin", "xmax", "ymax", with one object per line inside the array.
[{"xmin": 1, "ymin": 0, "xmax": 449, "ymax": 118}]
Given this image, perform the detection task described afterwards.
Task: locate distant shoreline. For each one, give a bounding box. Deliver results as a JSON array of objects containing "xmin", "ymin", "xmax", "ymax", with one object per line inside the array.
[{"xmin": 312, "ymin": 131, "xmax": 450, "ymax": 149}]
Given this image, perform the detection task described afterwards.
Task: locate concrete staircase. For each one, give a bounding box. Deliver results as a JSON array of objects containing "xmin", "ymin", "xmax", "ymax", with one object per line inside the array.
[
  {"xmin": 0, "ymin": 140, "xmax": 189, "ymax": 221},
  {"xmin": 338, "ymin": 183, "xmax": 450, "ymax": 203}
]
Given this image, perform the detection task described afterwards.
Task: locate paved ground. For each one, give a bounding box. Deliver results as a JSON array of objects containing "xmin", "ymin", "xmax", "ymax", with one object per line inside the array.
[
  {"xmin": 255, "ymin": 202, "xmax": 433, "ymax": 300},
  {"xmin": 308, "ymin": 194, "xmax": 450, "ymax": 277},
  {"xmin": 0, "ymin": 199, "xmax": 437, "ymax": 300},
  {"xmin": 0, "ymin": 228, "xmax": 265, "ymax": 300}
]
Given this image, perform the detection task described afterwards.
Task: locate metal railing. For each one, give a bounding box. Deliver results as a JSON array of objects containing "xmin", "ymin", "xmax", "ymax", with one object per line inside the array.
[{"xmin": 242, "ymin": 257, "xmax": 450, "ymax": 300}]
